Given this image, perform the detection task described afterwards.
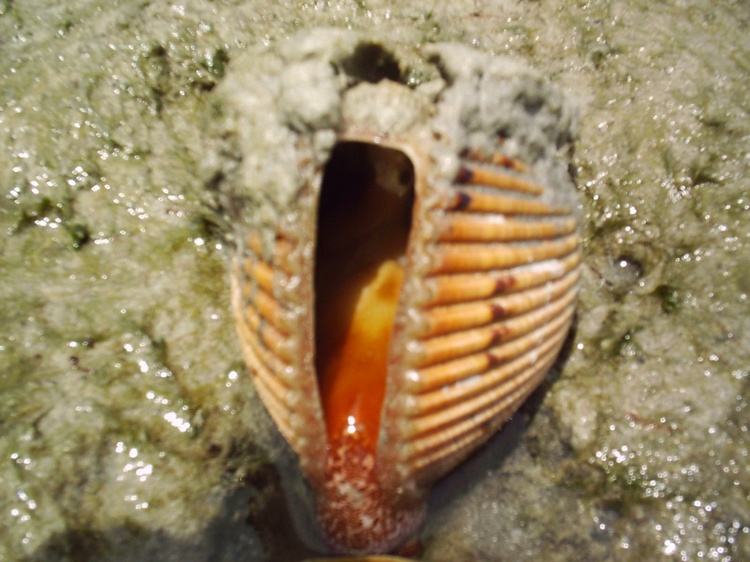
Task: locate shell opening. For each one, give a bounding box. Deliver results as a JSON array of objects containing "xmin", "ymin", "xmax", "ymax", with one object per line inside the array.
[
  {"xmin": 313, "ymin": 140, "xmax": 424, "ymax": 554},
  {"xmin": 338, "ymin": 42, "xmax": 402, "ymax": 84},
  {"xmin": 314, "ymin": 141, "xmax": 416, "ymax": 449}
]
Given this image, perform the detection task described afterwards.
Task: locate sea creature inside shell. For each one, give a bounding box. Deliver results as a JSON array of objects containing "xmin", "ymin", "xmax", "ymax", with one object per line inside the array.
[{"xmin": 205, "ymin": 29, "xmax": 581, "ymax": 555}]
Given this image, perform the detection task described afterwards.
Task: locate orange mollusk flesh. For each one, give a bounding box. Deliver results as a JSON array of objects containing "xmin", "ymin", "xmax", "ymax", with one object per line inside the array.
[
  {"xmin": 313, "ymin": 142, "xmax": 422, "ymax": 553},
  {"xmin": 318, "ymin": 259, "xmax": 402, "ymax": 444}
]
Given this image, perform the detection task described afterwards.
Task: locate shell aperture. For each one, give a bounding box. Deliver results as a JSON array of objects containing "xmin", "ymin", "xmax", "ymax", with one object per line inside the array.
[{"xmin": 314, "ymin": 143, "xmax": 422, "ymax": 552}]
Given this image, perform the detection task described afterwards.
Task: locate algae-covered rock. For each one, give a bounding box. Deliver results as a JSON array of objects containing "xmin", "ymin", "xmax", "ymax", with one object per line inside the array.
[{"xmin": 1, "ymin": 1, "xmax": 748, "ymax": 561}]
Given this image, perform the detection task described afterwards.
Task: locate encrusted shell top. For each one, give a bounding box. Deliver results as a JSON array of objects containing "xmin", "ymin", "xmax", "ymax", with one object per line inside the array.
[{"xmin": 205, "ymin": 29, "xmax": 580, "ymax": 555}]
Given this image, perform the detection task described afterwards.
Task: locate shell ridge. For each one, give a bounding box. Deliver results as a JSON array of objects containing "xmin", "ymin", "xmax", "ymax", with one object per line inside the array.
[
  {"xmin": 407, "ymin": 328, "xmax": 568, "ymax": 437},
  {"xmin": 404, "ymin": 347, "xmax": 561, "ymax": 480},
  {"xmin": 413, "ymin": 302, "xmax": 577, "ymax": 394},
  {"xmin": 421, "ymin": 266, "xmax": 580, "ymax": 338},
  {"xmin": 414, "ymin": 275, "xmax": 579, "ymax": 368}
]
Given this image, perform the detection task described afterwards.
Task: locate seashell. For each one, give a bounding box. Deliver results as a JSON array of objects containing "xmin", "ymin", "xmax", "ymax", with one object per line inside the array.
[{"xmin": 208, "ymin": 29, "xmax": 580, "ymax": 555}]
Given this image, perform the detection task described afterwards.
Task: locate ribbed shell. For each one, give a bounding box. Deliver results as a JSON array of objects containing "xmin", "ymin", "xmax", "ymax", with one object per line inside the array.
[
  {"xmin": 378, "ymin": 146, "xmax": 580, "ymax": 494},
  {"xmin": 230, "ymin": 77, "xmax": 581, "ymax": 500}
]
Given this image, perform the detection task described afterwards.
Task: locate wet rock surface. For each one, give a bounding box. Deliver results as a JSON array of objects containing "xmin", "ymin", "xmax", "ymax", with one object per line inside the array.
[{"xmin": 1, "ymin": 1, "xmax": 748, "ymax": 560}]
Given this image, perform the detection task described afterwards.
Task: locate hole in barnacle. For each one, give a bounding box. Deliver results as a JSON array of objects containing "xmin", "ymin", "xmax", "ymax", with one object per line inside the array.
[
  {"xmin": 340, "ymin": 43, "xmax": 402, "ymax": 84},
  {"xmin": 595, "ymin": 254, "xmax": 644, "ymax": 298},
  {"xmin": 314, "ymin": 141, "xmax": 415, "ymax": 446},
  {"xmin": 613, "ymin": 255, "xmax": 643, "ymax": 284}
]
